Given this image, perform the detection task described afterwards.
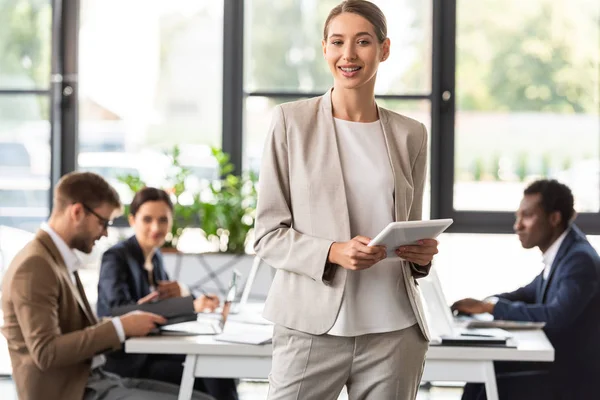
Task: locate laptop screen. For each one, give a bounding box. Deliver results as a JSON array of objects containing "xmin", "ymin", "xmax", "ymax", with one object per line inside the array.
[
  {"xmin": 218, "ymin": 269, "xmax": 242, "ymax": 331},
  {"xmin": 418, "ymin": 269, "xmax": 456, "ymax": 338}
]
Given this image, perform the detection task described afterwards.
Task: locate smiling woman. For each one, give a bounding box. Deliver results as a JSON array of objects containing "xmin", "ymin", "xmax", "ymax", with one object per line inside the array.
[
  {"xmin": 253, "ymin": 1, "xmax": 436, "ymax": 399},
  {"xmin": 322, "ymin": 10, "xmax": 389, "ymax": 95}
]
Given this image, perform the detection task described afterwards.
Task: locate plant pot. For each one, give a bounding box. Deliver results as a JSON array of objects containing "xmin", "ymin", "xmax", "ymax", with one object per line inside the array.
[{"xmin": 162, "ymin": 252, "xmax": 273, "ymax": 302}]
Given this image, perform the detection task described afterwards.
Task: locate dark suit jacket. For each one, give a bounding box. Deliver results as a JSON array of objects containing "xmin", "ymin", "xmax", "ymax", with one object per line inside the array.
[
  {"xmin": 493, "ymin": 225, "xmax": 600, "ymax": 398},
  {"xmin": 96, "ymin": 235, "xmax": 170, "ymax": 377}
]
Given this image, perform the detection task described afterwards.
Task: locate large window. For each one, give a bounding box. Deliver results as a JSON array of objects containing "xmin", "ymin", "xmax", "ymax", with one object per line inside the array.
[
  {"xmin": 0, "ymin": 0, "xmax": 52, "ymax": 233},
  {"xmin": 77, "ymin": 0, "xmax": 224, "ymax": 203},
  {"xmin": 441, "ymin": 0, "xmax": 600, "ymax": 232},
  {"xmin": 3, "ymin": 0, "xmax": 599, "ymax": 236},
  {"xmin": 244, "ymin": 0, "xmax": 433, "ymax": 216}
]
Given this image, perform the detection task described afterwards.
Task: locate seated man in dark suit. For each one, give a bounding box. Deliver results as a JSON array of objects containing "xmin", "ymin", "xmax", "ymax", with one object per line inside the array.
[
  {"xmin": 452, "ymin": 179, "xmax": 600, "ymax": 400},
  {"xmin": 97, "ymin": 187, "xmax": 238, "ymax": 400}
]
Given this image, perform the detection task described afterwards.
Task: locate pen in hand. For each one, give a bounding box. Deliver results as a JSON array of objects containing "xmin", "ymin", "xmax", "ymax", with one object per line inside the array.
[
  {"xmin": 193, "ymin": 289, "xmax": 221, "ymax": 313},
  {"xmin": 198, "ymin": 288, "xmax": 218, "ymax": 300}
]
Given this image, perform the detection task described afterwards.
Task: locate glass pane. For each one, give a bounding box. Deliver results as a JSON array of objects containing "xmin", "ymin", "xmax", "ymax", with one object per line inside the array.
[
  {"xmin": 454, "ymin": 0, "xmax": 600, "ymax": 212},
  {"xmin": 0, "ymin": 0, "xmax": 52, "ymax": 89},
  {"xmin": 0, "ymin": 94, "xmax": 51, "ymax": 232},
  {"xmin": 244, "ymin": 97, "xmax": 431, "ymax": 218},
  {"xmin": 379, "ymin": 99, "xmax": 431, "ymax": 219},
  {"xmin": 78, "ymin": 0, "xmax": 223, "ymax": 203},
  {"xmin": 245, "ymin": 0, "xmax": 431, "ymax": 95}
]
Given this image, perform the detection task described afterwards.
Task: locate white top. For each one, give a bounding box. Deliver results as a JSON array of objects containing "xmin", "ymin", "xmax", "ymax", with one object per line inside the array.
[
  {"xmin": 542, "ymin": 227, "xmax": 570, "ymax": 280},
  {"xmin": 327, "ymin": 118, "xmax": 417, "ymax": 336},
  {"xmin": 144, "ymin": 248, "xmax": 158, "ymax": 292},
  {"xmin": 143, "ymin": 246, "xmax": 189, "ymax": 296},
  {"xmin": 41, "ymin": 224, "xmax": 126, "ymax": 369}
]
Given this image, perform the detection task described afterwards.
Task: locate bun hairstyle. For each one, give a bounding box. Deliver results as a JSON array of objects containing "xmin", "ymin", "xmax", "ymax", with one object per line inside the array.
[
  {"xmin": 323, "ymin": 0, "xmax": 388, "ymax": 43},
  {"xmin": 129, "ymin": 187, "xmax": 174, "ymax": 216}
]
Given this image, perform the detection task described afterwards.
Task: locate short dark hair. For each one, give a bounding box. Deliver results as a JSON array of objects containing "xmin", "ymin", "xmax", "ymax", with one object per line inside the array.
[
  {"xmin": 54, "ymin": 171, "xmax": 121, "ymax": 211},
  {"xmin": 129, "ymin": 187, "xmax": 174, "ymax": 216},
  {"xmin": 524, "ymin": 179, "xmax": 575, "ymax": 229},
  {"xmin": 324, "ymin": 0, "xmax": 387, "ymax": 43}
]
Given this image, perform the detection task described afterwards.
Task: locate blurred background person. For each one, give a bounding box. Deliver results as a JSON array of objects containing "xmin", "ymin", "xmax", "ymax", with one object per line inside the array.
[
  {"xmin": 97, "ymin": 186, "xmax": 238, "ymax": 400},
  {"xmin": 453, "ymin": 180, "xmax": 600, "ymax": 400}
]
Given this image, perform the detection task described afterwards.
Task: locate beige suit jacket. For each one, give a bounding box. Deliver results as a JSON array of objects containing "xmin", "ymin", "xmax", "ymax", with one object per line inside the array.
[
  {"xmin": 254, "ymin": 90, "xmax": 431, "ymax": 339},
  {"xmin": 1, "ymin": 230, "xmax": 121, "ymax": 400}
]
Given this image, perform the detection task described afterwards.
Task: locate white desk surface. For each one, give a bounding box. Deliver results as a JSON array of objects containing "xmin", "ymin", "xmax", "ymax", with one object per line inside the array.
[
  {"xmin": 125, "ymin": 309, "xmax": 553, "ymax": 400},
  {"xmin": 126, "ymin": 325, "xmax": 553, "ymax": 400},
  {"xmin": 126, "ymin": 329, "xmax": 554, "ymax": 363}
]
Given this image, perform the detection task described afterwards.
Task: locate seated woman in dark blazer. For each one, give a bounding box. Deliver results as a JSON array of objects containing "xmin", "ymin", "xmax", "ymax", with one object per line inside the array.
[{"xmin": 97, "ymin": 187, "xmax": 238, "ymax": 400}]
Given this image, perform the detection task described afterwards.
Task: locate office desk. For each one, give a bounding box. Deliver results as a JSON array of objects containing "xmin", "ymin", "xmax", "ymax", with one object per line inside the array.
[{"xmin": 126, "ymin": 329, "xmax": 554, "ymax": 400}]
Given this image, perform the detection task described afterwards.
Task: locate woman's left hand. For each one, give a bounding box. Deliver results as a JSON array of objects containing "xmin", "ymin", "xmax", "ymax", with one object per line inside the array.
[{"xmin": 395, "ymin": 239, "xmax": 438, "ymax": 266}]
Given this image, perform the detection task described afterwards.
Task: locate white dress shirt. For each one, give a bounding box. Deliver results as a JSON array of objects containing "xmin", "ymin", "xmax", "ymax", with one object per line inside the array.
[
  {"xmin": 327, "ymin": 118, "xmax": 417, "ymax": 336},
  {"xmin": 41, "ymin": 224, "xmax": 126, "ymax": 369},
  {"xmin": 542, "ymin": 228, "xmax": 570, "ymax": 280}
]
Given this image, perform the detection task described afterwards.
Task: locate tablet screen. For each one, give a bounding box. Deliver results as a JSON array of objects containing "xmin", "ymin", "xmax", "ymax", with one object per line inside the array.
[{"xmin": 368, "ymin": 219, "xmax": 453, "ymax": 258}]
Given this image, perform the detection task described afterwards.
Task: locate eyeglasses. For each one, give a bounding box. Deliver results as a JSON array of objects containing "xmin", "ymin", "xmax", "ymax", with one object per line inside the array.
[{"xmin": 80, "ymin": 203, "xmax": 113, "ymax": 230}]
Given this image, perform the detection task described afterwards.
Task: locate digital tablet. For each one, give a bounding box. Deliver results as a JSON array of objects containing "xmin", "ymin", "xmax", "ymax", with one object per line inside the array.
[{"xmin": 368, "ymin": 219, "xmax": 453, "ymax": 258}]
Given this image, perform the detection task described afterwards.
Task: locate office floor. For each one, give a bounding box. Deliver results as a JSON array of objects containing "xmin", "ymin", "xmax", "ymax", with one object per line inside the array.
[
  {"xmin": 237, "ymin": 381, "xmax": 464, "ymax": 399},
  {"xmin": 0, "ymin": 378, "xmax": 462, "ymax": 399}
]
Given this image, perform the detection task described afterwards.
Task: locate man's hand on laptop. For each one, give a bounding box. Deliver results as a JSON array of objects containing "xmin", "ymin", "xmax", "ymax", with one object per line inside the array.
[
  {"xmin": 451, "ymin": 298, "xmax": 495, "ymax": 315},
  {"xmin": 120, "ymin": 311, "xmax": 167, "ymax": 337},
  {"xmin": 157, "ymin": 280, "xmax": 181, "ymax": 299},
  {"xmin": 194, "ymin": 295, "xmax": 220, "ymax": 313}
]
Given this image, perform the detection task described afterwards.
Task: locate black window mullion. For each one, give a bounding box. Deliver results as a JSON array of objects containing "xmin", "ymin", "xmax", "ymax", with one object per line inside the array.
[
  {"xmin": 222, "ymin": 0, "xmax": 245, "ymax": 175},
  {"xmin": 431, "ymin": 0, "xmax": 456, "ymax": 222},
  {"xmin": 49, "ymin": 0, "xmax": 78, "ymax": 212}
]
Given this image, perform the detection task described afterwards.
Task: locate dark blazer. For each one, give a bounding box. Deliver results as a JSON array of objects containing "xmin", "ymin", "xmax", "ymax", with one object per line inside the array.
[
  {"xmin": 493, "ymin": 225, "xmax": 600, "ymax": 398},
  {"xmin": 96, "ymin": 235, "xmax": 170, "ymax": 377},
  {"xmin": 97, "ymin": 235, "xmax": 169, "ymax": 318}
]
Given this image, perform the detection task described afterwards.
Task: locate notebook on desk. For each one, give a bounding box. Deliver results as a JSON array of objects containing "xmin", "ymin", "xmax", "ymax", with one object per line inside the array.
[
  {"xmin": 419, "ymin": 270, "xmax": 515, "ymax": 347},
  {"xmin": 111, "ymin": 295, "xmax": 197, "ymax": 326}
]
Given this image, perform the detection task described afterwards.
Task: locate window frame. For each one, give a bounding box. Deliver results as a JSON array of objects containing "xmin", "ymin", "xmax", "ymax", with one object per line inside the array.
[{"xmin": 46, "ymin": 0, "xmax": 600, "ymax": 233}]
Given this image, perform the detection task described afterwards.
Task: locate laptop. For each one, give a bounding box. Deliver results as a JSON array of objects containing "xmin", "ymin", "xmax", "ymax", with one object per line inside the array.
[
  {"xmin": 160, "ymin": 269, "xmax": 241, "ymax": 335},
  {"xmin": 458, "ymin": 313, "xmax": 546, "ymax": 330},
  {"xmin": 418, "ymin": 270, "xmax": 514, "ymax": 347}
]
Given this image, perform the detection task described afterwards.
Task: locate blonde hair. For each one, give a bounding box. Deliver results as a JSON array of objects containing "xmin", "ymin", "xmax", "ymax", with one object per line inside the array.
[{"xmin": 323, "ymin": 0, "xmax": 387, "ymax": 43}]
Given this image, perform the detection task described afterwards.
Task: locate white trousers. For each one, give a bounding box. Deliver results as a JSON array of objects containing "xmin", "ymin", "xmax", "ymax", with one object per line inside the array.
[{"xmin": 268, "ymin": 323, "xmax": 428, "ymax": 400}]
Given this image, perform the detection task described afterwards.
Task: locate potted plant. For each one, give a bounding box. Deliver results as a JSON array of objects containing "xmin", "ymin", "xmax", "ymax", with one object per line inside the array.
[
  {"xmin": 199, "ymin": 147, "xmax": 258, "ymax": 254},
  {"xmin": 176, "ymin": 148, "xmax": 263, "ymax": 299},
  {"xmin": 118, "ymin": 145, "xmax": 266, "ymax": 299}
]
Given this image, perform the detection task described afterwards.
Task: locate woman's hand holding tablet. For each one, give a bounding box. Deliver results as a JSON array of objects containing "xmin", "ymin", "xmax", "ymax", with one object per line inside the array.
[{"xmin": 368, "ymin": 219, "xmax": 453, "ymax": 264}]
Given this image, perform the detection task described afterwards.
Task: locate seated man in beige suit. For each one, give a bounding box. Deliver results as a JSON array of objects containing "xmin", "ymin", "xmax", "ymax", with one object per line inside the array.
[{"xmin": 1, "ymin": 172, "xmax": 213, "ymax": 400}]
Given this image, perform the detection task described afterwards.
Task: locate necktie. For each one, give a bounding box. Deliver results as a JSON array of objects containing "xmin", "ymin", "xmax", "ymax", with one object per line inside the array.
[{"xmin": 73, "ymin": 270, "xmax": 98, "ymax": 324}]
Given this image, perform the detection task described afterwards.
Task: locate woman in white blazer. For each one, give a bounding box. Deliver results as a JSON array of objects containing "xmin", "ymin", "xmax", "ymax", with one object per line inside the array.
[{"xmin": 254, "ymin": 1, "xmax": 439, "ymax": 399}]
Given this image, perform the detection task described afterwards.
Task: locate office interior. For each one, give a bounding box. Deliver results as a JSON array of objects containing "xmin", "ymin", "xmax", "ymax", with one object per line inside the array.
[{"xmin": 0, "ymin": 0, "xmax": 598, "ymax": 399}]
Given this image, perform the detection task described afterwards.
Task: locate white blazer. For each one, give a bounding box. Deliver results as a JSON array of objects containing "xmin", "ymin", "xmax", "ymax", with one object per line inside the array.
[{"xmin": 254, "ymin": 89, "xmax": 431, "ymax": 339}]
